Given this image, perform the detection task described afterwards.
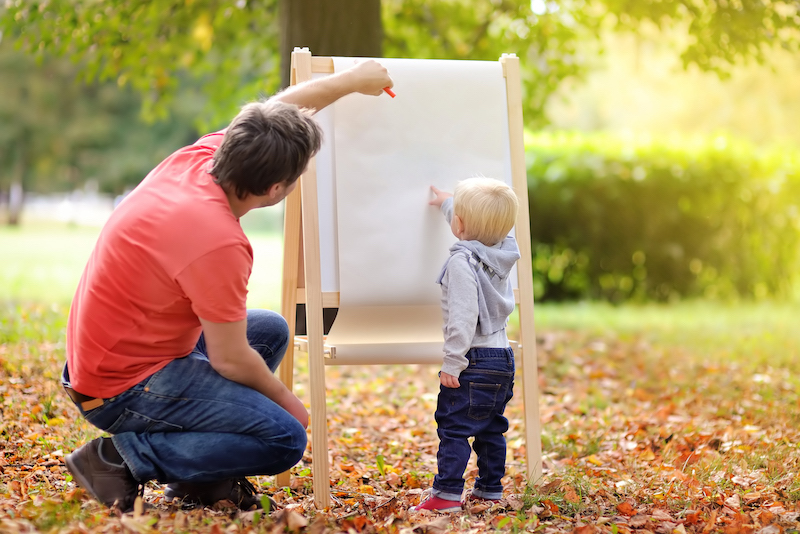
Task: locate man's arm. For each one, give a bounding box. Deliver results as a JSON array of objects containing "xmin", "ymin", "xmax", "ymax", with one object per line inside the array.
[
  {"xmin": 199, "ymin": 317, "xmax": 309, "ymax": 429},
  {"xmin": 272, "ymin": 59, "xmax": 393, "ymax": 113}
]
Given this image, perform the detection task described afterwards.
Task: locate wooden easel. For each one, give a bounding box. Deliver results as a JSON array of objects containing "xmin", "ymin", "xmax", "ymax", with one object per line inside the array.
[{"xmin": 277, "ymin": 48, "xmax": 542, "ymax": 509}]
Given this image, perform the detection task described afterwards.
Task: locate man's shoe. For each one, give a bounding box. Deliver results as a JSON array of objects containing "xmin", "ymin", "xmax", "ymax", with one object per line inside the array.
[
  {"xmin": 164, "ymin": 478, "xmax": 275, "ymax": 511},
  {"xmin": 65, "ymin": 437, "xmax": 140, "ymax": 513},
  {"xmin": 409, "ymin": 494, "xmax": 462, "ymax": 513}
]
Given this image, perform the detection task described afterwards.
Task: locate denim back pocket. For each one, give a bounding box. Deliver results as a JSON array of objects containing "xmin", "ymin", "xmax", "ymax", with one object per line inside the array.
[
  {"xmin": 106, "ymin": 408, "xmax": 184, "ymax": 434},
  {"xmin": 467, "ymin": 382, "xmax": 503, "ymax": 420}
]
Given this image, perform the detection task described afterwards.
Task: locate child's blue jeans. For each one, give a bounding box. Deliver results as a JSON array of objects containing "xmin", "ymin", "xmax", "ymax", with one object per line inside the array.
[
  {"xmin": 61, "ymin": 309, "xmax": 307, "ymax": 484},
  {"xmin": 432, "ymin": 347, "xmax": 515, "ymax": 501}
]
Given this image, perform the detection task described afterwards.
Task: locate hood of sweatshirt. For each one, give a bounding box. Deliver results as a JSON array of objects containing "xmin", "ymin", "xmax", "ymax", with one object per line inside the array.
[
  {"xmin": 450, "ymin": 238, "xmax": 520, "ymax": 280},
  {"xmin": 438, "ymin": 236, "xmax": 521, "ymax": 336}
]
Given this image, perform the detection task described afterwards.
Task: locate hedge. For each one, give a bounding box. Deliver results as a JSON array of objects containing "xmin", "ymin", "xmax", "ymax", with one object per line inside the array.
[{"xmin": 526, "ymin": 132, "xmax": 800, "ymax": 302}]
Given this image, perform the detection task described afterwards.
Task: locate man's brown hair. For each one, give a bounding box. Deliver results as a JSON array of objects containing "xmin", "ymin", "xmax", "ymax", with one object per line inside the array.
[{"xmin": 210, "ymin": 101, "xmax": 322, "ymax": 199}]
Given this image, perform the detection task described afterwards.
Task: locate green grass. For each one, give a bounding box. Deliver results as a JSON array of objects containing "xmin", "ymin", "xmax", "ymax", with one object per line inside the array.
[
  {"xmin": 0, "ymin": 221, "xmax": 99, "ymax": 305},
  {"xmin": 3, "ymin": 219, "xmax": 800, "ymax": 374},
  {"xmin": 534, "ymin": 301, "xmax": 800, "ymax": 371},
  {"xmin": 0, "ymin": 219, "xmax": 283, "ymax": 310},
  {"xmin": 4, "ymin": 221, "xmax": 800, "ymax": 532}
]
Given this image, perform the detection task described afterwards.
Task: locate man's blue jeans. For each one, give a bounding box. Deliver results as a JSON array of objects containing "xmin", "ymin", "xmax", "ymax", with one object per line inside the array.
[
  {"xmin": 62, "ymin": 309, "xmax": 307, "ymax": 484},
  {"xmin": 432, "ymin": 347, "xmax": 515, "ymax": 501}
]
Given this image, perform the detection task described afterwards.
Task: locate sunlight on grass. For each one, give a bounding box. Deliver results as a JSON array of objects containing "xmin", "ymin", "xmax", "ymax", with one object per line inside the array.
[
  {"xmin": 2, "ymin": 219, "xmax": 800, "ymax": 373},
  {"xmin": 0, "ymin": 219, "xmax": 283, "ymax": 310},
  {"xmin": 244, "ymin": 233, "xmax": 283, "ymax": 311},
  {"xmin": 3, "ymin": 232, "xmax": 800, "ymax": 529},
  {"xmin": 535, "ymin": 301, "xmax": 800, "ymax": 370},
  {"xmin": 0, "ymin": 222, "xmax": 99, "ymax": 305}
]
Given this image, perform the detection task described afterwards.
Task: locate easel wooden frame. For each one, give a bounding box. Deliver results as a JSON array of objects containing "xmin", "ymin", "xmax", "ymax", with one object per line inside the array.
[{"xmin": 277, "ymin": 48, "xmax": 542, "ymax": 509}]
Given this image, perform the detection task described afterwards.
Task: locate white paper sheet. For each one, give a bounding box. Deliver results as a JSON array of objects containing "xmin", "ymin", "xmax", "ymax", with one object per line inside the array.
[
  {"xmin": 322, "ymin": 305, "xmax": 444, "ymax": 365},
  {"xmin": 310, "ymin": 58, "xmax": 516, "ymax": 363}
]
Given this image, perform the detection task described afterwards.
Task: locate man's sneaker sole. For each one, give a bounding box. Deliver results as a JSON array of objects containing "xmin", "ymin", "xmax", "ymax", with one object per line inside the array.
[{"xmin": 163, "ymin": 478, "xmax": 275, "ymax": 511}]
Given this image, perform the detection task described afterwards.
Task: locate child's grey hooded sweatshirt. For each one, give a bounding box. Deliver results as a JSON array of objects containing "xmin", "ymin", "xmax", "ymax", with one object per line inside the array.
[{"xmin": 435, "ymin": 197, "xmax": 521, "ymax": 377}]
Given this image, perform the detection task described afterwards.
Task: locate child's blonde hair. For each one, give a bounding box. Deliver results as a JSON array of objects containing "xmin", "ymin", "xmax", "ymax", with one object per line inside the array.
[{"xmin": 453, "ymin": 177, "xmax": 518, "ymax": 245}]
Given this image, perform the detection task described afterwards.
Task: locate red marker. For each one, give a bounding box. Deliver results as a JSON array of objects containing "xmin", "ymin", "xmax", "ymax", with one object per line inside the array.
[{"xmin": 383, "ymin": 87, "xmax": 396, "ymax": 98}]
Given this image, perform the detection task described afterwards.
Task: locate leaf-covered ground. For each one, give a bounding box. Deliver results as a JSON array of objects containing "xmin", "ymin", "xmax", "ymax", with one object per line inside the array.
[{"xmin": 2, "ymin": 302, "xmax": 800, "ymax": 533}]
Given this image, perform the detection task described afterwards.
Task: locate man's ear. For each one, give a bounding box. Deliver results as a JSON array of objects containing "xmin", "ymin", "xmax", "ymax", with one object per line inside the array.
[{"xmin": 266, "ymin": 182, "xmax": 282, "ymax": 200}]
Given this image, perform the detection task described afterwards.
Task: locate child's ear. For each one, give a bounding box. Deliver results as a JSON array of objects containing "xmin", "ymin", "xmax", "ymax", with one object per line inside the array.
[{"xmin": 453, "ymin": 215, "xmax": 465, "ymax": 237}]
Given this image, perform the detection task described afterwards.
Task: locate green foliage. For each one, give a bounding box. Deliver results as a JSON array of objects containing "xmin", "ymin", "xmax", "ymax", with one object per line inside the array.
[
  {"xmin": 3, "ymin": 1, "xmax": 798, "ymax": 129},
  {"xmin": 527, "ymin": 132, "xmax": 800, "ymax": 301},
  {"xmin": 260, "ymin": 494, "xmax": 272, "ymax": 513},
  {"xmin": 376, "ymin": 454, "xmax": 386, "ymax": 476},
  {"xmin": 0, "ymin": 41, "xmax": 202, "ymax": 195},
  {"xmin": 547, "ymin": 33, "xmax": 800, "ymax": 148},
  {"xmin": 382, "ymin": 0, "xmax": 596, "ymax": 128},
  {"xmin": 1, "ymin": 0, "xmax": 799, "ymax": 200},
  {"xmin": 0, "ymin": 0, "xmax": 280, "ymax": 127},
  {"xmin": 602, "ymin": 0, "xmax": 800, "ymax": 75}
]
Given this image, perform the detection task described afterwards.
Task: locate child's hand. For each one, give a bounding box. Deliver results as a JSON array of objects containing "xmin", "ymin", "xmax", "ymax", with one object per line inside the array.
[
  {"xmin": 429, "ymin": 186, "xmax": 453, "ymax": 208},
  {"xmin": 440, "ymin": 371, "xmax": 460, "ymax": 388}
]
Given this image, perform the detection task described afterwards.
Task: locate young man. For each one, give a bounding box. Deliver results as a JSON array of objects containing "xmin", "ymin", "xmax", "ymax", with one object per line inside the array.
[{"xmin": 62, "ymin": 60, "xmax": 393, "ymax": 512}]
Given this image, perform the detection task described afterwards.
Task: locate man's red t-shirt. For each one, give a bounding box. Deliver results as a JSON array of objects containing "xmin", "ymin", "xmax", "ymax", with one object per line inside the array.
[{"xmin": 66, "ymin": 132, "xmax": 252, "ymax": 398}]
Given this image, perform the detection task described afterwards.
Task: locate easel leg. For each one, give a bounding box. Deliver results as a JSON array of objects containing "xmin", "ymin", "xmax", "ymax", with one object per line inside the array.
[
  {"xmin": 277, "ymin": 183, "xmax": 303, "ymax": 489},
  {"xmin": 308, "ymin": 326, "xmax": 330, "ymax": 508},
  {"xmin": 501, "ymin": 52, "xmax": 543, "ymax": 485}
]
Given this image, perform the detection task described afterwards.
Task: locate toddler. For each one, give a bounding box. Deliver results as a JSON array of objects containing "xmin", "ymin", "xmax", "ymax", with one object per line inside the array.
[{"xmin": 411, "ymin": 177, "xmax": 520, "ymax": 513}]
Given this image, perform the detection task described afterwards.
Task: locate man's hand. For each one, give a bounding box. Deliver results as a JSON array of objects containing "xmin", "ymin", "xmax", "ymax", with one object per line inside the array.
[
  {"xmin": 440, "ymin": 371, "xmax": 460, "ymax": 388},
  {"xmin": 275, "ymin": 389, "xmax": 309, "ymax": 429},
  {"xmin": 274, "ymin": 59, "xmax": 393, "ymax": 112},
  {"xmin": 345, "ymin": 59, "xmax": 394, "ymax": 96},
  {"xmin": 199, "ymin": 317, "xmax": 310, "ymax": 428},
  {"xmin": 429, "ymin": 185, "xmax": 453, "ymax": 208}
]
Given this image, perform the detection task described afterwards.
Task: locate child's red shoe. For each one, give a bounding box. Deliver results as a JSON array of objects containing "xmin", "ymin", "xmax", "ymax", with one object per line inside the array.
[{"xmin": 410, "ymin": 494, "xmax": 462, "ymax": 513}]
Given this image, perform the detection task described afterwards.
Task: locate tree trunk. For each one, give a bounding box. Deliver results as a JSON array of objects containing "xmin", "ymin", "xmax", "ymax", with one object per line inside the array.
[
  {"xmin": 279, "ymin": 0, "xmax": 382, "ymax": 333},
  {"xmin": 279, "ymin": 0, "xmax": 383, "ymax": 89},
  {"xmin": 7, "ymin": 155, "xmax": 24, "ymax": 226}
]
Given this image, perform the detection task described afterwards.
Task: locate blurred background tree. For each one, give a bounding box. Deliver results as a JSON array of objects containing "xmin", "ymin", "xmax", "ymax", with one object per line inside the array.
[
  {"xmin": 0, "ymin": 41, "xmax": 203, "ymax": 224},
  {"xmin": 547, "ymin": 30, "xmax": 800, "ymax": 145},
  {"xmin": 2, "ymin": 0, "xmax": 799, "ymax": 300},
  {"xmin": 1, "ymin": 0, "xmax": 797, "ymax": 203},
  {"xmin": 3, "ymin": 0, "xmax": 797, "ymax": 129}
]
